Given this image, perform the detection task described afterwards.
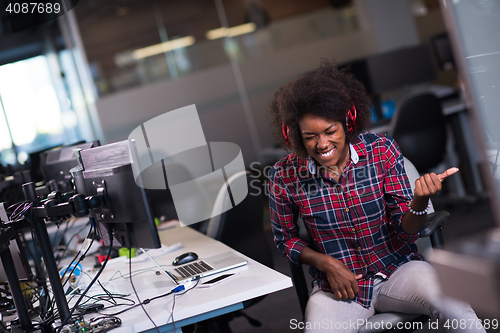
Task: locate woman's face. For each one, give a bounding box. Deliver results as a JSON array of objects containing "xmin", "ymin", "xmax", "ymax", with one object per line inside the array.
[{"xmin": 298, "ymin": 114, "xmax": 347, "ymax": 167}]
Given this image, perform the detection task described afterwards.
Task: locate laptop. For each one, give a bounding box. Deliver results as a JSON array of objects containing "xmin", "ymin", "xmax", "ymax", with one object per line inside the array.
[{"xmin": 143, "ymin": 250, "xmax": 248, "ymax": 285}]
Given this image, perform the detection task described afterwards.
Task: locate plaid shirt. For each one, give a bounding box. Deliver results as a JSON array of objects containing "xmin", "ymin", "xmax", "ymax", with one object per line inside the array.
[{"xmin": 268, "ymin": 132, "xmax": 422, "ymax": 308}]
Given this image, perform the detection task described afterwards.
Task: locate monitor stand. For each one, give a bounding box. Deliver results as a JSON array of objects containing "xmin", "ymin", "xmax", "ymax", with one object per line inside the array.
[{"xmin": 140, "ymin": 248, "xmax": 179, "ymax": 285}]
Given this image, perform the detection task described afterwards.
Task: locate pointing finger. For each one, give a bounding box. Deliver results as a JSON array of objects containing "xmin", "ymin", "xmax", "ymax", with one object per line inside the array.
[{"xmin": 437, "ymin": 167, "xmax": 459, "ymax": 182}]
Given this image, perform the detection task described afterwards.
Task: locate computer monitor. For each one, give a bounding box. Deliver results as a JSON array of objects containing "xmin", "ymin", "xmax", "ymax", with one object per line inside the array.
[
  {"xmin": 27, "ymin": 144, "xmax": 66, "ymax": 184},
  {"xmin": 76, "ymin": 140, "xmax": 161, "ymax": 249},
  {"xmin": 366, "ymin": 43, "xmax": 438, "ymax": 94},
  {"xmin": 338, "ymin": 44, "xmax": 438, "ymax": 122},
  {"xmin": 146, "ymin": 188, "xmax": 178, "ymax": 222},
  {"xmin": 40, "ymin": 141, "xmax": 100, "ymax": 192},
  {"xmin": 338, "ymin": 58, "xmax": 373, "ymax": 95},
  {"xmin": 0, "ymin": 240, "xmax": 31, "ymax": 283}
]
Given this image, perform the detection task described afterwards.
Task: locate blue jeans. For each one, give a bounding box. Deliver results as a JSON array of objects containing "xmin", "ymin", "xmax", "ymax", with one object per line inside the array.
[{"xmin": 304, "ymin": 261, "xmax": 485, "ymax": 333}]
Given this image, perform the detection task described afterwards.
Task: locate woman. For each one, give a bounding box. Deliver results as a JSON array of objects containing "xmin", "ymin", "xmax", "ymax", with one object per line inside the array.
[{"xmin": 267, "ymin": 58, "xmax": 484, "ymax": 332}]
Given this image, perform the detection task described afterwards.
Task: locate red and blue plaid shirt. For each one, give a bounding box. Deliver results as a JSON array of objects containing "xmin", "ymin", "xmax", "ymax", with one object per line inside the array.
[{"xmin": 268, "ymin": 132, "xmax": 422, "ymax": 308}]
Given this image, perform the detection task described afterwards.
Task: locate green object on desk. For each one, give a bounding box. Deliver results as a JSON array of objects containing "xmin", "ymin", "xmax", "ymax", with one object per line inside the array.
[
  {"xmin": 154, "ymin": 217, "xmax": 160, "ymax": 226},
  {"xmin": 119, "ymin": 247, "xmax": 136, "ymax": 258}
]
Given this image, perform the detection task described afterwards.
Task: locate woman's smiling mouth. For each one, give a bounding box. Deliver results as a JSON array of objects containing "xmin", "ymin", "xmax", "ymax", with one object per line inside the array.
[{"xmin": 319, "ymin": 148, "xmax": 335, "ymax": 158}]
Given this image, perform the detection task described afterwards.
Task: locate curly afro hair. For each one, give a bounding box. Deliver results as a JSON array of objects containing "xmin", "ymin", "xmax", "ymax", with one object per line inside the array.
[{"xmin": 269, "ymin": 58, "xmax": 372, "ymax": 158}]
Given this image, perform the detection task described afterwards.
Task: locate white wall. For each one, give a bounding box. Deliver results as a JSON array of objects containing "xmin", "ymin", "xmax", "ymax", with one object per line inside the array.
[{"xmin": 362, "ymin": 0, "xmax": 420, "ymax": 52}]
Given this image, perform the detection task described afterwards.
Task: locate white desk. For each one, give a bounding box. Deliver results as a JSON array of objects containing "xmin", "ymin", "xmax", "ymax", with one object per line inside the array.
[{"xmin": 75, "ymin": 226, "xmax": 292, "ymax": 333}]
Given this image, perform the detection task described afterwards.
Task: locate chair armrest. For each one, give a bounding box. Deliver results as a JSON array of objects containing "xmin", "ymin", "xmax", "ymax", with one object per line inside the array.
[
  {"xmin": 419, "ymin": 210, "xmax": 450, "ymax": 237},
  {"xmin": 288, "ymin": 261, "xmax": 309, "ymax": 318}
]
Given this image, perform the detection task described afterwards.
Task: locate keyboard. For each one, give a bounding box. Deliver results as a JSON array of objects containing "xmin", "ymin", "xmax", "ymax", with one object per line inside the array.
[{"xmin": 174, "ymin": 260, "xmax": 214, "ymax": 278}]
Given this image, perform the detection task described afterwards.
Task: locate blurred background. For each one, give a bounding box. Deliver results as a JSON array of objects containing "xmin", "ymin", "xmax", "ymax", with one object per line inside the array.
[
  {"xmin": 0, "ymin": 0, "xmax": 499, "ymax": 331},
  {"xmin": 0, "ymin": 0, "xmax": 461, "ymax": 169}
]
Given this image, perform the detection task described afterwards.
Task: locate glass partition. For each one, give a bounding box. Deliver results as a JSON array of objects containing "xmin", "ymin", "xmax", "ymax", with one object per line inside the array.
[
  {"xmin": 0, "ymin": 19, "xmax": 92, "ymax": 167},
  {"xmin": 0, "ymin": 55, "xmax": 77, "ymax": 165},
  {"xmin": 441, "ymin": 0, "xmax": 500, "ymax": 226}
]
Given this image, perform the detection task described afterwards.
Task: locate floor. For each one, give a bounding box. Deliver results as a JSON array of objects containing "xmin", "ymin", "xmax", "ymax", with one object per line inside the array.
[{"xmin": 219, "ymin": 197, "xmax": 500, "ymax": 333}]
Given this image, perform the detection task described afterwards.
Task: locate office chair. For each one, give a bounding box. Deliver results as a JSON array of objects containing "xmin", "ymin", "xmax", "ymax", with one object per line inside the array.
[
  {"xmin": 189, "ymin": 171, "xmax": 273, "ymax": 332},
  {"xmin": 206, "ymin": 170, "xmax": 273, "ymax": 268},
  {"xmin": 288, "ymin": 157, "xmax": 449, "ymax": 332},
  {"xmin": 390, "ymin": 92, "xmax": 447, "ymax": 173},
  {"xmin": 155, "ymin": 161, "xmax": 212, "ymax": 233},
  {"xmin": 389, "ymin": 91, "xmax": 476, "ymax": 207}
]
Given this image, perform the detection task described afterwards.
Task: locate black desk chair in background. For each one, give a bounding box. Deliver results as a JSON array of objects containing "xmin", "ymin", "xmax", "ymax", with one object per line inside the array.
[
  {"xmin": 390, "ymin": 92, "xmax": 447, "ymax": 173},
  {"xmin": 288, "ymin": 158, "xmax": 449, "ymax": 332},
  {"xmin": 389, "ymin": 91, "xmax": 476, "ymax": 206}
]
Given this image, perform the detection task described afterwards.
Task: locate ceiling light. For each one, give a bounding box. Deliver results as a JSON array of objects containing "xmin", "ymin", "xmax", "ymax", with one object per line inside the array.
[
  {"xmin": 205, "ymin": 23, "xmax": 256, "ymax": 40},
  {"xmin": 132, "ymin": 36, "xmax": 196, "ymax": 60}
]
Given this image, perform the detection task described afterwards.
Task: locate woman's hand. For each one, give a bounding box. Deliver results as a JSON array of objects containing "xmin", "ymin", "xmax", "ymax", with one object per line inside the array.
[
  {"xmin": 299, "ymin": 247, "xmax": 361, "ymax": 300},
  {"xmin": 402, "ymin": 167, "xmax": 459, "ymax": 234},
  {"xmin": 319, "ymin": 255, "xmax": 362, "ymax": 300},
  {"xmin": 413, "ymin": 167, "xmax": 459, "ymax": 205}
]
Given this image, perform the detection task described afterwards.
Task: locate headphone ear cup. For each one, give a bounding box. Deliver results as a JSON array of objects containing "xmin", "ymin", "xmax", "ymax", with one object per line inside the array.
[
  {"xmin": 346, "ymin": 102, "xmax": 357, "ymax": 133},
  {"xmin": 282, "ymin": 123, "xmax": 291, "ymax": 147},
  {"xmin": 341, "ymin": 90, "xmax": 357, "ymax": 134}
]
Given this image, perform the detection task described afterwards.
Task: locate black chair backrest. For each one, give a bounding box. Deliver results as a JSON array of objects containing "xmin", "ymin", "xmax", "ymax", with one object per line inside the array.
[
  {"xmin": 213, "ymin": 173, "xmax": 274, "ymax": 269},
  {"xmin": 392, "ymin": 93, "xmax": 447, "ymax": 172}
]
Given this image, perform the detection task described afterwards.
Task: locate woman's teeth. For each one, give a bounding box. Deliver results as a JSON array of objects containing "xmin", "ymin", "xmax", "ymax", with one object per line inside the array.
[{"xmin": 320, "ymin": 149, "xmax": 334, "ymax": 158}]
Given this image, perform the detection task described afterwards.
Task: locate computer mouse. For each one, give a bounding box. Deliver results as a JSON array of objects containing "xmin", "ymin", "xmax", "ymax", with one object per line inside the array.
[{"xmin": 172, "ymin": 252, "xmax": 198, "ymax": 266}]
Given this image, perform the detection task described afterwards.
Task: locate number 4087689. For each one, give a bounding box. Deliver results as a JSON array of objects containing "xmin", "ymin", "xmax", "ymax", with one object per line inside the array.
[
  {"xmin": 5, "ymin": 2, "xmax": 61, "ymax": 14},
  {"xmin": 443, "ymin": 319, "xmax": 498, "ymax": 330}
]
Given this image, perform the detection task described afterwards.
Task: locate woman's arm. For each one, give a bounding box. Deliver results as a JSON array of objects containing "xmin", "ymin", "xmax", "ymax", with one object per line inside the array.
[
  {"xmin": 268, "ymin": 165, "xmax": 310, "ymax": 264},
  {"xmin": 401, "ymin": 194, "xmax": 429, "ymax": 235}
]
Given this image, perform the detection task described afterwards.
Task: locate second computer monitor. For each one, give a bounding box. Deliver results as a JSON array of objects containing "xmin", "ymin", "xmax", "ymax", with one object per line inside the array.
[
  {"xmin": 39, "ymin": 141, "xmax": 100, "ymax": 192},
  {"xmin": 77, "ymin": 140, "xmax": 161, "ymax": 249}
]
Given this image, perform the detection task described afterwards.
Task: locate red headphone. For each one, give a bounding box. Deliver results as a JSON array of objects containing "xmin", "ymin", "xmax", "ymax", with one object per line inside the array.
[
  {"xmin": 346, "ymin": 100, "xmax": 357, "ymax": 133},
  {"xmin": 282, "ymin": 95, "xmax": 356, "ymax": 146},
  {"xmin": 341, "ymin": 90, "xmax": 357, "ymax": 133},
  {"xmin": 282, "ymin": 123, "xmax": 290, "ymax": 147}
]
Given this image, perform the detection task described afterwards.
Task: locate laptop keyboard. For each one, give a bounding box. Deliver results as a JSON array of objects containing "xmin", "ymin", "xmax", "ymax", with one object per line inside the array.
[{"xmin": 174, "ymin": 260, "xmax": 214, "ymax": 278}]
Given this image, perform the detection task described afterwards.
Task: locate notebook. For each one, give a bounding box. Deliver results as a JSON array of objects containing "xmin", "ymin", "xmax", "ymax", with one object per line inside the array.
[{"xmin": 165, "ymin": 251, "xmax": 248, "ymax": 285}]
